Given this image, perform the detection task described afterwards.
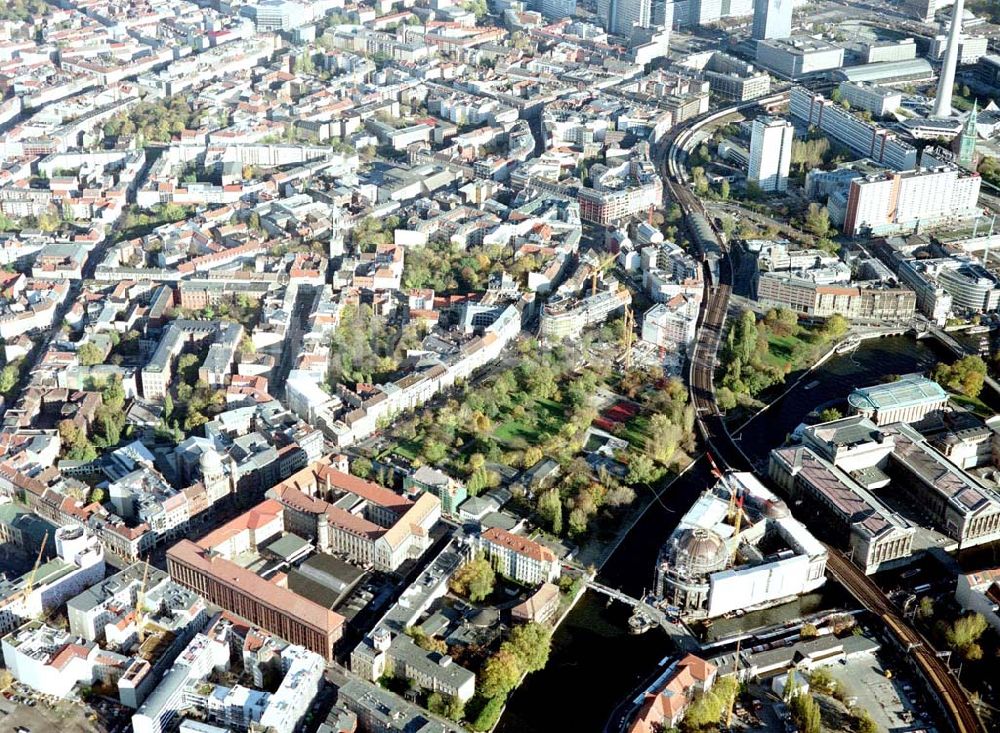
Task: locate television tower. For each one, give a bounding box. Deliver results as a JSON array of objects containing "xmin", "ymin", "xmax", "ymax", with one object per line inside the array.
[{"xmin": 932, "ymin": 0, "xmax": 965, "ymax": 118}]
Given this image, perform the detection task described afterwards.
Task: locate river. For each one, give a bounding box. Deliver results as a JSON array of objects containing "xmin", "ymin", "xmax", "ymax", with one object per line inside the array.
[{"xmin": 497, "ymin": 334, "xmax": 958, "ymax": 733}]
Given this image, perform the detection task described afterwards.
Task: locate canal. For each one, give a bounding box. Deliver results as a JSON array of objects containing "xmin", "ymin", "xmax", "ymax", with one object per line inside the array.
[{"xmin": 497, "ymin": 334, "xmax": 956, "ymax": 733}]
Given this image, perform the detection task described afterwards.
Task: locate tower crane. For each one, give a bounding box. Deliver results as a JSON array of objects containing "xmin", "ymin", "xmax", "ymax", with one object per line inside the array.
[
  {"xmin": 135, "ymin": 558, "xmax": 151, "ymax": 644},
  {"xmin": 623, "ymin": 305, "xmax": 635, "ymax": 370},
  {"xmin": 22, "ymin": 530, "xmax": 49, "ymax": 604},
  {"xmin": 591, "ymin": 253, "xmax": 617, "ymax": 296}
]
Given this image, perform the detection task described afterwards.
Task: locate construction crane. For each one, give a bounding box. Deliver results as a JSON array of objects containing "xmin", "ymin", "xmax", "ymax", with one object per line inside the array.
[
  {"xmin": 623, "ymin": 305, "xmax": 635, "ymax": 370},
  {"xmin": 22, "ymin": 530, "xmax": 49, "ymax": 604},
  {"xmin": 590, "ymin": 253, "xmax": 617, "ymax": 297},
  {"xmin": 731, "ymin": 493, "xmax": 745, "ymax": 546},
  {"xmin": 722, "ymin": 473, "xmax": 745, "ymax": 558},
  {"xmin": 135, "ymin": 558, "xmax": 151, "ymax": 644}
]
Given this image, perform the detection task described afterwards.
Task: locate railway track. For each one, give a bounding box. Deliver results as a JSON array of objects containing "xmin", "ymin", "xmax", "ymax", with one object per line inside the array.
[
  {"xmin": 660, "ymin": 93, "xmax": 985, "ymax": 733},
  {"xmin": 826, "ymin": 553, "xmax": 983, "ymax": 733}
]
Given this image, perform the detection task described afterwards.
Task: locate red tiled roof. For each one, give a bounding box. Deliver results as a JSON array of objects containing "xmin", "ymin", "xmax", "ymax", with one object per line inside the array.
[{"xmin": 482, "ymin": 527, "xmax": 556, "ymax": 563}]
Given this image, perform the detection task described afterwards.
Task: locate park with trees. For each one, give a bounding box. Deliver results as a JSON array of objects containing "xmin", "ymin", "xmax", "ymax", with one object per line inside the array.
[
  {"xmin": 373, "ymin": 337, "xmax": 696, "ymax": 546},
  {"xmin": 103, "ymin": 94, "xmax": 205, "ymax": 143},
  {"xmin": 716, "ymin": 307, "xmax": 848, "ymax": 413}
]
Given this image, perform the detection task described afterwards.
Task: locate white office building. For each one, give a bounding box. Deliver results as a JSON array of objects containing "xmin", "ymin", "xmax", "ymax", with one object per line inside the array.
[
  {"xmin": 756, "ymin": 37, "xmax": 844, "ymax": 79},
  {"xmin": 537, "ymin": 0, "xmax": 577, "ymax": 18},
  {"xmin": 838, "ymin": 82, "xmax": 902, "ymax": 117},
  {"xmin": 749, "ymin": 116, "xmax": 794, "ymax": 192},
  {"xmin": 843, "ymin": 165, "xmax": 982, "ymax": 236},
  {"xmin": 687, "ymin": 0, "xmax": 754, "ymax": 26},
  {"xmin": 597, "ymin": 0, "xmax": 652, "ymax": 36},
  {"xmin": 752, "ymin": 0, "xmax": 792, "ymax": 40}
]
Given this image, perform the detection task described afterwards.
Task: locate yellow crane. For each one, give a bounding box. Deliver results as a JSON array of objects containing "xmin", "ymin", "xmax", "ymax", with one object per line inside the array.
[
  {"xmin": 22, "ymin": 531, "xmax": 49, "ymax": 603},
  {"xmin": 135, "ymin": 558, "xmax": 151, "ymax": 644},
  {"xmin": 724, "ymin": 475, "xmax": 745, "ymax": 558},
  {"xmin": 590, "ymin": 253, "xmax": 617, "ymax": 297},
  {"xmin": 623, "ymin": 305, "xmax": 635, "ymax": 370}
]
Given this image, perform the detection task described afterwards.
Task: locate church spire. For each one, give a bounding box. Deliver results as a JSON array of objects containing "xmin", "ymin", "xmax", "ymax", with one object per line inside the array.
[{"xmin": 958, "ymin": 99, "xmax": 978, "ymax": 168}]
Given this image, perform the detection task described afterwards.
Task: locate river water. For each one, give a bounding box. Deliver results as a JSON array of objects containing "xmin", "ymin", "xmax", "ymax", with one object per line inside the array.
[{"xmin": 497, "ymin": 334, "xmax": 959, "ymax": 733}]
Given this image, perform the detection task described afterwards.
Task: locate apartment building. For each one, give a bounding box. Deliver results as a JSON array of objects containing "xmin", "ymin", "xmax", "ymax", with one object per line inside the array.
[
  {"xmin": 790, "ymin": 87, "xmax": 918, "ymax": 170},
  {"xmin": 748, "ymin": 116, "xmax": 793, "ymax": 192},
  {"xmin": 540, "ymin": 287, "xmax": 632, "ymax": 341},
  {"xmin": 478, "ymin": 527, "xmax": 560, "ymax": 586},
  {"xmin": 843, "ymin": 165, "xmax": 982, "ymax": 236},
  {"xmin": 1, "ymin": 622, "xmax": 104, "ymax": 697},
  {"xmin": 756, "ymin": 273, "xmax": 916, "ymax": 321},
  {"xmin": 141, "ymin": 320, "xmax": 244, "ymax": 400},
  {"xmin": 0, "ymin": 525, "xmax": 105, "ymax": 636},
  {"xmin": 578, "ymin": 159, "xmax": 662, "ymax": 225},
  {"xmin": 642, "ymin": 298, "xmax": 699, "ymax": 353}
]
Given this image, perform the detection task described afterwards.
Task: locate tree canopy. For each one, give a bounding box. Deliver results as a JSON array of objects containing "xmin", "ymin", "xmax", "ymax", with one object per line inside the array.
[
  {"xmin": 945, "ymin": 612, "xmax": 988, "ymax": 661},
  {"xmin": 478, "ymin": 648, "xmax": 521, "ymax": 699},
  {"xmin": 77, "ymin": 342, "xmax": 105, "ymax": 366},
  {"xmin": 449, "ymin": 555, "xmax": 495, "ymax": 602},
  {"xmin": 104, "ymin": 95, "xmax": 203, "ymax": 142},
  {"xmin": 933, "ymin": 355, "xmax": 987, "ymax": 399}
]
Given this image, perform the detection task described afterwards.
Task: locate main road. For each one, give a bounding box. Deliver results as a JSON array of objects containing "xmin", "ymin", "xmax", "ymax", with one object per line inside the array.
[{"xmin": 657, "ymin": 95, "xmax": 985, "ymax": 733}]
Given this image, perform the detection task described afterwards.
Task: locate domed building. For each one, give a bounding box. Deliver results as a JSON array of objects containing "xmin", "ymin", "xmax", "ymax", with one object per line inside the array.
[
  {"xmin": 654, "ymin": 472, "xmax": 827, "ymax": 619},
  {"xmin": 199, "ymin": 447, "xmax": 231, "ymax": 504},
  {"xmin": 655, "ymin": 527, "xmax": 729, "ymax": 614}
]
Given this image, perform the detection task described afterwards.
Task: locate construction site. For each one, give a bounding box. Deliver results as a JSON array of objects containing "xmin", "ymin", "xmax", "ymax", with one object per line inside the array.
[{"xmin": 654, "ymin": 469, "xmax": 829, "ymax": 620}]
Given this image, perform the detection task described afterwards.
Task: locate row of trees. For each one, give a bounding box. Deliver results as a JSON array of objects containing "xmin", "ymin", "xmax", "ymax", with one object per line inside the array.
[
  {"xmin": 471, "ymin": 623, "xmax": 552, "ymax": 730},
  {"xmin": 679, "ymin": 676, "xmax": 739, "ymax": 732}
]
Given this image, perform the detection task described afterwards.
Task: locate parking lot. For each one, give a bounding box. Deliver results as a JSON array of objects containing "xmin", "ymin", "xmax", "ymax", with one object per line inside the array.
[
  {"xmin": 830, "ymin": 655, "xmax": 933, "ymax": 732},
  {"xmin": 0, "ymin": 694, "xmax": 106, "ymax": 733}
]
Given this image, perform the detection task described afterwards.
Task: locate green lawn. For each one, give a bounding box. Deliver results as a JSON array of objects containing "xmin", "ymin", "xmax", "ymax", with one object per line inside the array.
[
  {"xmin": 389, "ymin": 439, "xmax": 422, "ymax": 460},
  {"xmin": 493, "ymin": 419, "xmax": 544, "ymax": 444},
  {"xmin": 620, "ymin": 414, "xmax": 650, "ymax": 448},
  {"xmin": 949, "ymin": 392, "xmax": 993, "ymax": 418},
  {"xmin": 763, "ymin": 329, "xmax": 824, "ymax": 370},
  {"xmin": 765, "ymin": 333, "xmax": 804, "ymax": 363},
  {"xmin": 493, "ymin": 397, "xmax": 566, "ymax": 445}
]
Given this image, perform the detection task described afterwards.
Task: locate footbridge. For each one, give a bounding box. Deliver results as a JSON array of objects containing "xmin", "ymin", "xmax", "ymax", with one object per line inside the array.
[{"xmin": 585, "ymin": 580, "xmax": 699, "ymax": 651}]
